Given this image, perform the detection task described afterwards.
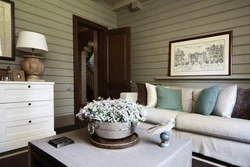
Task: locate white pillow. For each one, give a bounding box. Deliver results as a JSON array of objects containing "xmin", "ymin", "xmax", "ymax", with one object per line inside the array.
[
  {"xmin": 213, "ymin": 85, "xmax": 237, "ymax": 118},
  {"xmin": 145, "ymin": 83, "xmax": 157, "ymax": 107}
]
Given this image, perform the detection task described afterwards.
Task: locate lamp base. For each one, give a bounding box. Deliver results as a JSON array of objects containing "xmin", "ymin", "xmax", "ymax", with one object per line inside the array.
[
  {"xmin": 27, "ymin": 78, "xmax": 45, "ymax": 82},
  {"xmin": 21, "ymin": 55, "xmax": 45, "ymax": 81}
]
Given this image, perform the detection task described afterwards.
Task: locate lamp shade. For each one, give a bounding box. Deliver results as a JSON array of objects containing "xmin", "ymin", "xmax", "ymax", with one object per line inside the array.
[{"xmin": 16, "ymin": 31, "xmax": 48, "ymax": 53}]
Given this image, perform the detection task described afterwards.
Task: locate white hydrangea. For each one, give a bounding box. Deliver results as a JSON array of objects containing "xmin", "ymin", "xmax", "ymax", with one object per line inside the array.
[{"xmin": 76, "ymin": 98, "xmax": 146, "ymax": 123}]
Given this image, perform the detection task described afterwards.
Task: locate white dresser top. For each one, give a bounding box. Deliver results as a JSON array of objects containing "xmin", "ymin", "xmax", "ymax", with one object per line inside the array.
[{"xmin": 0, "ymin": 81, "xmax": 54, "ymax": 85}]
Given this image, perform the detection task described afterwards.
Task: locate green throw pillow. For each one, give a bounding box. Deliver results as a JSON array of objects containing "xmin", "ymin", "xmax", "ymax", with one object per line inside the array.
[
  {"xmin": 194, "ymin": 85, "xmax": 219, "ymax": 115},
  {"xmin": 156, "ymin": 86, "xmax": 183, "ymax": 111}
]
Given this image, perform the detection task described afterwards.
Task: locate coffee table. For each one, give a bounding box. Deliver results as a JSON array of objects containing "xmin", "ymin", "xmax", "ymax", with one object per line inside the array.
[{"xmin": 28, "ymin": 128, "xmax": 192, "ymax": 167}]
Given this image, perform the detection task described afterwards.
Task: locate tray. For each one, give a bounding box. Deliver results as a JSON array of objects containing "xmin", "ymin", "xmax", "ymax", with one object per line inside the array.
[{"xmin": 90, "ymin": 133, "xmax": 139, "ymax": 149}]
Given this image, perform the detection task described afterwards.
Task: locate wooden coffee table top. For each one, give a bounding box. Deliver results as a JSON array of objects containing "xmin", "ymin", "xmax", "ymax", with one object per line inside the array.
[{"xmin": 29, "ymin": 128, "xmax": 192, "ymax": 167}]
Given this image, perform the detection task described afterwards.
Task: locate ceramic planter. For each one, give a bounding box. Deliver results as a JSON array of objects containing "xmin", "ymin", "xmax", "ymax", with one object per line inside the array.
[{"xmin": 88, "ymin": 122, "xmax": 137, "ymax": 139}]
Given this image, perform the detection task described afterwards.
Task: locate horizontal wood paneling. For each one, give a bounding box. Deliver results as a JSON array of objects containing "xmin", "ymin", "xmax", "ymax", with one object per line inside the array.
[
  {"xmin": 54, "ymin": 98, "xmax": 74, "ymax": 107},
  {"xmin": 55, "ymin": 114, "xmax": 75, "ymax": 128},
  {"xmin": 131, "ymin": 25, "xmax": 250, "ymax": 52},
  {"xmin": 55, "ymin": 106, "xmax": 74, "ymax": 115},
  {"xmin": 54, "ymin": 84, "xmax": 74, "ymax": 91},
  {"xmin": 0, "ymin": 0, "xmax": 116, "ymax": 128},
  {"xmin": 118, "ymin": 0, "xmax": 250, "ymax": 88}
]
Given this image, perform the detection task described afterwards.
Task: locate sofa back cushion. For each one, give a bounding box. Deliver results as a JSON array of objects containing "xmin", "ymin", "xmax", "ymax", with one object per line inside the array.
[
  {"xmin": 156, "ymin": 86, "xmax": 183, "ymax": 111},
  {"xmin": 192, "ymin": 89, "xmax": 202, "ymax": 111},
  {"xmin": 194, "ymin": 85, "xmax": 219, "ymax": 115},
  {"xmin": 145, "ymin": 83, "xmax": 157, "ymax": 107},
  {"xmin": 213, "ymin": 85, "xmax": 237, "ymax": 118},
  {"xmin": 136, "ymin": 82, "xmax": 147, "ymax": 106},
  {"xmin": 171, "ymin": 87, "xmax": 193, "ymax": 113},
  {"xmin": 231, "ymin": 88, "xmax": 250, "ymax": 120}
]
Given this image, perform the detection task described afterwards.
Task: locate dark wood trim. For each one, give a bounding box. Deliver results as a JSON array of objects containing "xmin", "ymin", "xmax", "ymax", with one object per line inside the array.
[
  {"xmin": 73, "ymin": 15, "xmax": 108, "ymax": 128},
  {"xmin": 168, "ymin": 31, "xmax": 233, "ymax": 77},
  {"xmin": 0, "ymin": 0, "xmax": 15, "ymax": 61},
  {"xmin": 28, "ymin": 143, "xmax": 66, "ymax": 167}
]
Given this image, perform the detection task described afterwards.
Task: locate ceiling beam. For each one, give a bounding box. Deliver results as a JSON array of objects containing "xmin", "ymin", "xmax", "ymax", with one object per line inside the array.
[{"xmin": 112, "ymin": 0, "xmax": 137, "ymax": 11}]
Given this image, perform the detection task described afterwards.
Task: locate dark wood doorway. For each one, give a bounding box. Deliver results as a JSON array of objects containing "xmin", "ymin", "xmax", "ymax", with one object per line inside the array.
[
  {"xmin": 73, "ymin": 15, "xmax": 131, "ymax": 128},
  {"xmin": 73, "ymin": 15, "xmax": 108, "ymax": 128},
  {"xmin": 107, "ymin": 27, "xmax": 131, "ymax": 98}
]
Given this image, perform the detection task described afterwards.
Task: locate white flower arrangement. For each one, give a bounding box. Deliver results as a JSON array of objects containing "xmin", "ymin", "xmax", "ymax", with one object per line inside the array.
[{"xmin": 76, "ymin": 98, "xmax": 146, "ymax": 123}]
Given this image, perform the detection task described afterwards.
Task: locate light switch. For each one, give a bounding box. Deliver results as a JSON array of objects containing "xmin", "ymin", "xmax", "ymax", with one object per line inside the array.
[{"xmin": 67, "ymin": 86, "xmax": 71, "ymax": 91}]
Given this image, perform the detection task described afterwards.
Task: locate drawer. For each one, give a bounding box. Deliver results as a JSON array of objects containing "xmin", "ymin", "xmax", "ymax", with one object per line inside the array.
[
  {"xmin": 0, "ymin": 117, "xmax": 54, "ymax": 142},
  {"xmin": 0, "ymin": 101, "xmax": 53, "ymax": 122},
  {"xmin": 0, "ymin": 84, "xmax": 53, "ymax": 103}
]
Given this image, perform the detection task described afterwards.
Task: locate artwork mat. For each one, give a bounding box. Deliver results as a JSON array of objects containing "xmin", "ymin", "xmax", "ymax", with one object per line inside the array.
[
  {"xmin": 169, "ymin": 31, "xmax": 232, "ymax": 76},
  {"xmin": 13, "ymin": 70, "xmax": 25, "ymax": 81},
  {"xmin": 0, "ymin": 0, "xmax": 14, "ymax": 61}
]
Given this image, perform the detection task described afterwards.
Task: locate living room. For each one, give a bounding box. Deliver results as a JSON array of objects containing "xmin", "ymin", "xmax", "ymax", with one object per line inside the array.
[{"xmin": 0, "ymin": 0, "xmax": 250, "ymax": 166}]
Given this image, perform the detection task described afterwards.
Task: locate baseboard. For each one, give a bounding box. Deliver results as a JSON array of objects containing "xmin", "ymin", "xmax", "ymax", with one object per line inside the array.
[
  {"xmin": 55, "ymin": 125, "xmax": 79, "ymax": 134},
  {"xmin": 0, "ymin": 149, "xmax": 28, "ymax": 159},
  {"xmin": 55, "ymin": 114, "xmax": 75, "ymax": 128}
]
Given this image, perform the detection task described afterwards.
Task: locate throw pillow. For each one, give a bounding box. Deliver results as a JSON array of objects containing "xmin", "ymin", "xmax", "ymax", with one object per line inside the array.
[
  {"xmin": 156, "ymin": 86, "xmax": 183, "ymax": 111},
  {"xmin": 136, "ymin": 82, "xmax": 147, "ymax": 106},
  {"xmin": 231, "ymin": 88, "xmax": 250, "ymax": 120},
  {"xmin": 213, "ymin": 85, "xmax": 237, "ymax": 118},
  {"xmin": 194, "ymin": 85, "xmax": 219, "ymax": 115},
  {"xmin": 145, "ymin": 83, "xmax": 157, "ymax": 107}
]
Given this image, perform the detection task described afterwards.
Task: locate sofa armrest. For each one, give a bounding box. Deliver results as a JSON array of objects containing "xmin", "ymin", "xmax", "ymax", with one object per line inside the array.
[{"xmin": 120, "ymin": 92, "xmax": 138, "ymax": 102}]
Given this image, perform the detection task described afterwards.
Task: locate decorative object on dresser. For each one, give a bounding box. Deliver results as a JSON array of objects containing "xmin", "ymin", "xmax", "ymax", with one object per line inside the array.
[
  {"xmin": 76, "ymin": 98, "xmax": 146, "ymax": 149},
  {"xmin": 0, "ymin": 0, "xmax": 15, "ymax": 61},
  {"xmin": 0, "ymin": 66, "xmax": 11, "ymax": 80},
  {"xmin": 12, "ymin": 70, "xmax": 25, "ymax": 81},
  {"xmin": 0, "ymin": 81, "xmax": 56, "ymax": 153},
  {"xmin": 16, "ymin": 31, "xmax": 49, "ymax": 81}
]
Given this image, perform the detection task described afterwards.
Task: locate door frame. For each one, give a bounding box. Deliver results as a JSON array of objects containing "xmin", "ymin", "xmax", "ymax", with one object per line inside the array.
[{"xmin": 73, "ymin": 15, "xmax": 108, "ymax": 128}]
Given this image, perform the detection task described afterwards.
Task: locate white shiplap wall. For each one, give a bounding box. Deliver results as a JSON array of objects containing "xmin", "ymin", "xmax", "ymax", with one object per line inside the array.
[
  {"xmin": 0, "ymin": 0, "xmax": 117, "ymax": 128},
  {"xmin": 118, "ymin": 0, "xmax": 250, "ymax": 89}
]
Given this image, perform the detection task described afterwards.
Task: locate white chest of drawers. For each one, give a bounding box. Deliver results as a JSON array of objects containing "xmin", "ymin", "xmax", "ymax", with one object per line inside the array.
[{"xmin": 0, "ymin": 81, "xmax": 56, "ymax": 153}]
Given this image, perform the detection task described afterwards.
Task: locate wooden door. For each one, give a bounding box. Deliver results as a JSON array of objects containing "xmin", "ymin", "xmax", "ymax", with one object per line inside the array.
[{"xmin": 106, "ymin": 27, "xmax": 131, "ymax": 98}]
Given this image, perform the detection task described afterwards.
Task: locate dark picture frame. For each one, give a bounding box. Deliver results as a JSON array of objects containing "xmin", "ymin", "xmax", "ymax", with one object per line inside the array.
[
  {"xmin": 0, "ymin": 0, "xmax": 15, "ymax": 61},
  {"xmin": 169, "ymin": 31, "xmax": 232, "ymax": 76}
]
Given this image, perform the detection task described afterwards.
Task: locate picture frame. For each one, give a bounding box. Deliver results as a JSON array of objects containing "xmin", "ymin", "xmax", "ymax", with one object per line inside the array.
[
  {"xmin": 169, "ymin": 31, "xmax": 232, "ymax": 77},
  {"xmin": 13, "ymin": 70, "xmax": 25, "ymax": 81},
  {"xmin": 0, "ymin": 0, "xmax": 15, "ymax": 61}
]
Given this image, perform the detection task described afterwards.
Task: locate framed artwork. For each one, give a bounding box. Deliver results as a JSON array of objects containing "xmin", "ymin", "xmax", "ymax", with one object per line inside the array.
[
  {"xmin": 13, "ymin": 70, "xmax": 25, "ymax": 81},
  {"xmin": 0, "ymin": 0, "xmax": 15, "ymax": 61},
  {"xmin": 169, "ymin": 31, "xmax": 232, "ymax": 76}
]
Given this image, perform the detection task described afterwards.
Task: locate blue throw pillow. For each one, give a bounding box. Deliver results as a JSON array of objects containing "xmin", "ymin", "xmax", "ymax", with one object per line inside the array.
[
  {"xmin": 194, "ymin": 85, "xmax": 219, "ymax": 115},
  {"xmin": 156, "ymin": 86, "xmax": 183, "ymax": 111}
]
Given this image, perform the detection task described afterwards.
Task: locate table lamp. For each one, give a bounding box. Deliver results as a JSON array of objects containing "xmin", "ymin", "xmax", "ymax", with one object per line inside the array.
[{"xmin": 16, "ymin": 31, "xmax": 48, "ymax": 81}]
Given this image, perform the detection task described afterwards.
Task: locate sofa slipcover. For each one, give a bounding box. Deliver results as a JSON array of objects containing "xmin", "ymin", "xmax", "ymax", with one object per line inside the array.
[
  {"xmin": 144, "ymin": 107, "xmax": 184, "ymax": 125},
  {"xmin": 176, "ymin": 113, "xmax": 250, "ymax": 143}
]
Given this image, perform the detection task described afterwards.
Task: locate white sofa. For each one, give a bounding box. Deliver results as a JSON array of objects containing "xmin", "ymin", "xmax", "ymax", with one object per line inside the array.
[{"xmin": 120, "ymin": 89, "xmax": 250, "ymax": 167}]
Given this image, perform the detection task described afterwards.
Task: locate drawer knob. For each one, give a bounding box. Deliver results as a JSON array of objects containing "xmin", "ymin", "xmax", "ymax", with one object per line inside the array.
[
  {"xmin": 28, "ymin": 85, "xmax": 31, "ymax": 88},
  {"xmin": 28, "ymin": 103, "xmax": 31, "ymax": 106},
  {"xmin": 29, "ymin": 120, "xmax": 32, "ymax": 123}
]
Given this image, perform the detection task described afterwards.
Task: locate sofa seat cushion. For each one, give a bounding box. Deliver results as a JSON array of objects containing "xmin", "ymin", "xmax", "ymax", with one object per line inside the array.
[
  {"xmin": 144, "ymin": 107, "xmax": 186, "ymax": 125},
  {"xmin": 176, "ymin": 113, "xmax": 250, "ymax": 144}
]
